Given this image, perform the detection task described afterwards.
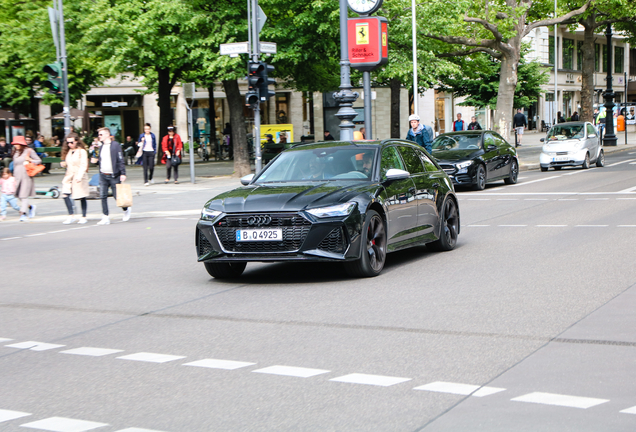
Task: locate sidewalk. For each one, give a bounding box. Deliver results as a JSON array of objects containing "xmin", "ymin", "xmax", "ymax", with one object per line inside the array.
[{"xmin": 513, "ymin": 129, "xmax": 636, "ymax": 171}]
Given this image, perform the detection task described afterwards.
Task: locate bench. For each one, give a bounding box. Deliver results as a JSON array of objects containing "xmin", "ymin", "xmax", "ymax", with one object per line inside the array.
[{"xmin": 36, "ymin": 146, "xmax": 63, "ymax": 163}]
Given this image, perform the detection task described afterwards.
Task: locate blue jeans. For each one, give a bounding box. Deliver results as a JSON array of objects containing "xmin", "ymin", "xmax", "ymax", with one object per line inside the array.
[
  {"xmin": 1, "ymin": 193, "xmax": 20, "ymax": 216},
  {"xmin": 99, "ymin": 173, "xmax": 127, "ymax": 216}
]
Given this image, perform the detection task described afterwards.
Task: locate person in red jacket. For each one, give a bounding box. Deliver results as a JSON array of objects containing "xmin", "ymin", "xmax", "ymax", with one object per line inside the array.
[{"xmin": 161, "ymin": 126, "xmax": 183, "ymax": 184}]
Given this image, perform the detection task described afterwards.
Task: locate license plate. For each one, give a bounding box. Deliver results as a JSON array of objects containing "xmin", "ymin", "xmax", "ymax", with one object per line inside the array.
[
  {"xmin": 236, "ymin": 229, "xmax": 283, "ymax": 242},
  {"xmin": 553, "ymin": 156, "xmax": 569, "ymax": 162}
]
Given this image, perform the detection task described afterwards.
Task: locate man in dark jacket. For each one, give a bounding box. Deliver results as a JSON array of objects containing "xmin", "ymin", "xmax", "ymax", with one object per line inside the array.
[
  {"xmin": 92, "ymin": 127, "xmax": 130, "ymax": 225},
  {"xmin": 406, "ymin": 114, "xmax": 432, "ymax": 153},
  {"xmin": 324, "ymin": 130, "xmax": 335, "ymax": 141},
  {"xmin": 467, "ymin": 116, "xmax": 482, "ymax": 130},
  {"xmin": 0, "ymin": 137, "xmax": 12, "ymax": 169},
  {"xmin": 513, "ymin": 108, "xmax": 527, "ymax": 146}
]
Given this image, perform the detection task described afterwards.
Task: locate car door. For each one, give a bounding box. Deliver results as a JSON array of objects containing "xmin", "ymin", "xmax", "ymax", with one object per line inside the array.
[
  {"xmin": 396, "ymin": 145, "xmax": 437, "ymax": 238},
  {"xmin": 482, "ymin": 133, "xmax": 500, "ymax": 179},
  {"xmin": 380, "ymin": 146, "xmax": 418, "ymax": 246},
  {"xmin": 586, "ymin": 123, "xmax": 599, "ymax": 160},
  {"xmin": 493, "ymin": 132, "xmax": 514, "ymax": 178}
]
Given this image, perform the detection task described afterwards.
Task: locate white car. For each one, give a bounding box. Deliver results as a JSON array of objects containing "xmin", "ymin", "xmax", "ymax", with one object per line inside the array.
[{"xmin": 539, "ymin": 121, "xmax": 605, "ymax": 171}]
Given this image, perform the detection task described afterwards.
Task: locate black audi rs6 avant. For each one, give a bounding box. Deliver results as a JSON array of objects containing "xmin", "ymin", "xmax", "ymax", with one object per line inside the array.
[{"xmin": 196, "ymin": 140, "xmax": 460, "ymax": 278}]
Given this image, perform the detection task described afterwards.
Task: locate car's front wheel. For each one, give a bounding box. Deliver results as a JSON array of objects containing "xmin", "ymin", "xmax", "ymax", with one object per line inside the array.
[
  {"xmin": 582, "ymin": 152, "xmax": 590, "ymax": 169},
  {"xmin": 204, "ymin": 262, "xmax": 247, "ymax": 279},
  {"xmin": 472, "ymin": 164, "xmax": 486, "ymax": 190},
  {"xmin": 596, "ymin": 149, "xmax": 605, "ymax": 167},
  {"xmin": 428, "ymin": 198, "xmax": 459, "ymax": 251},
  {"xmin": 344, "ymin": 210, "xmax": 386, "ymax": 277},
  {"xmin": 504, "ymin": 159, "xmax": 519, "ymax": 184}
]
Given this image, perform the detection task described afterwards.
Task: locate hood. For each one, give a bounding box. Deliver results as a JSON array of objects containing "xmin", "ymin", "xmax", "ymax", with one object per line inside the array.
[
  {"xmin": 205, "ymin": 181, "xmax": 372, "ymax": 213},
  {"xmin": 432, "ymin": 149, "xmax": 482, "ymax": 162},
  {"xmin": 543, "ymin": 139, "xmax": 582, "ymax": 150}
]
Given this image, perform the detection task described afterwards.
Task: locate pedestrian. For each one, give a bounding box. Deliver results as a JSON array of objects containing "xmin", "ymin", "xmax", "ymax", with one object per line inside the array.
[
  {"xmin": 467, "ymin": 116, "xmax": 482, "ymax": 130},
  {"xmin": 122, "ymin": 135, "xmax": 137, "ymax": 165},
  {"xmin": 513, "ymin": 108, "xmax": 527, "ymax": 146},
  {"xmin": 571, "ymin": 111, "xmax": 579, "ymax": 121},
  {"xmin": 360, "ymin": 127, "xmax": 366, "ymax": 139},
  {"xmin": 556, "ymin": 111, "xmax": 565, "ymax": 124},
  {"xmin": 324, "ymin": 130, "xmax": 335, "ymax": 141},
  {"xmin": 0, "ymin": 137, "xmax": 12, "ymax": 169},
  {"xmin": 60, "ymin": 133, "xmax": 89, "ymax": 224},
  {"xmin": 452, "ymin": 113, "xmax": 465, "ymax": 131},
  {"xmin": 353, "ymin": 129, "xmax": 364, "ymax": 140},
  {"xmin": 222, "ymin": 122, "xmax": 233, "ymax": 159},
  {"xmin": 91, "ymin": 127, "xmax": 130, "ymax": 225},
  {"xmin": 137, "ymin": 123, "xmax": 157, "ymax": 186},
  {"xmin": 161, "ymin": 126, "xmax": 183, "ymax": 184},
  {"xmin": 593, "ymin": 108, "xmax": 600, "ymax": 125},
  {"xmin": 0, "ymin": 168, "xmax": 21, "ymax": 220},
  {"xmin": 11, "ymin": 136, "xmax": 40, "ymax": 222},
  {"xmin": 597, "ymin": 108, "xmax": 607, "ymax": 137},
  {"xmin": 405, "ymin": 114, "xmax": 432, "ymax": 153}
]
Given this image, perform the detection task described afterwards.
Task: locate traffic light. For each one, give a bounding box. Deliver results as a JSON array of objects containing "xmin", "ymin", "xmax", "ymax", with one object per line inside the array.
[
  {"xmin": 245, "ymin": 91, "xmax": 259, "ymax": 108},
  {"xmin": 42, "ymin": 62, "xmax": 63, "ymax": 96},
  {"xmin": 246, "ymin": 61, "xmax": 262, "ymax": 108},
  {"xmin": 258, "ymin": 62, "xmax": 275, "ymax": 102}
]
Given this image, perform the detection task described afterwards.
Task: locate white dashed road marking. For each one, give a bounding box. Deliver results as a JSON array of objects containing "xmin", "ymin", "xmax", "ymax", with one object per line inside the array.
[
  {"xmin": 413, "ymin": 381, "xmax": 506, "ymax": 397},
  {"xmin": 252, "ymin": 365, "xmax": 330, "ymax": 378},
  {"xmin": 575, "ymin": 225, "xmax": 608, "ymax": 227},
  {"xmin": 20, "ymin": 416, "xmax": 108, "ymax": 431},
  {"xmin": 498, "ymin": 225, "xmax": 527, "ymax": 227},
  {"xmin": 60, "ymin": 347, "xmax": 124, "ymax": 357},
  {"xmin": 183, "ymin": 359, "xmax": 256, "ymax": 370},
  {"xmin": 511, "ymin": 392, "xmax": 609, "ymax": 409},
  {"xmin": 0, "ymin": 338, "xmax": 13, "ymax": 343},
  {"xmin": 5, "ymin": 341, "xmax": 65, "ymax": 351},
  {"xmin": 330, "ymin": 373, "xmax": 411, "ymax": 387},
  {"xmin": 606, "ymin": 159, "xmax": 636, "ymax": 167},
  {"xmin": 620, "ymin": 406, "xmax": 636, "ymax": 414},
  {"xmin": 0, "ymin": 409, "xmax": 31, "ymax": 423},
  {"xmin": 536, "ymin": 225, "xmax": 568, "ymax": 228},
  {"xmin": 117, "ymin": 353, "xmax": 186, "ymax": 363},
  {"xmin": 114, "ymin": 428, "xmax": 167, "ymax": 432}
]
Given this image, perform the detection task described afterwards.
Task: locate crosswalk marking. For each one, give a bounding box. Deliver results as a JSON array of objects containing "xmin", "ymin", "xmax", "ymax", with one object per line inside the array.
[
  {"xmin": 116, "ymin": 353, "xmax": 186, "ymax": 363},
  {"xmin": 0, "ymin": 338, "xmax": 13, "ymax": 343},
  {"xmin": 60, "ymin": 348, "xmax": 124, "ymax": 357},
  {"xmin": 620, "ymin": 405, "xmax": 636, "ymax": 414},
  {"xmin": 5, "ymin": 341, "xmax": 65, "ymax": 351},
  {"xmin": 0, "ymin": 409, "xmax": 31, "ymax": 423},
  {"xmin": 329, "ymin": 373, "xmax": 411, "ymax": 387},
  {"xmin": 114, "ymin": 428, "xmax": 167, "ymax": 432},
  {"xmin": 252, "ymin": 365, "xmax": 330, "ymax": 378},
  {"xmin": 413, "ymin": 381, "xmax": 506, "ymax": 397},
  {"xmin": 511, "ymin": 392, "xmax": 609, "ymax": 409},
  {"xmin": 20, "ymin": 416, "xmax": 108, "ymax": 431},
  {"xmin": 183, "ymin": 359, "xmax": 256, "ymax": 370}
]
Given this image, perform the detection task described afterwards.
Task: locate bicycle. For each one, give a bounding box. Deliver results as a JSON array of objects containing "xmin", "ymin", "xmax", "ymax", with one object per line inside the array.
[{"xmin": 196, "ymin": 141, "xmax": 209, "ymax": 161}]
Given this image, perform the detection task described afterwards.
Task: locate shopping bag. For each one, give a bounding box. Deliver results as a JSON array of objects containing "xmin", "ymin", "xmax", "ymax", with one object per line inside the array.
[{"xmin": 116, "ymin": 183, "xmax": 133, "ymax": 207}]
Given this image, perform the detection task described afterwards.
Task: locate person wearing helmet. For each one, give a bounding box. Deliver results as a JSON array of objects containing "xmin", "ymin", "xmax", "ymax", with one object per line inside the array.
[{"xmin": 405, "ymin": 114, "xmax": 432, "ymax": 153}]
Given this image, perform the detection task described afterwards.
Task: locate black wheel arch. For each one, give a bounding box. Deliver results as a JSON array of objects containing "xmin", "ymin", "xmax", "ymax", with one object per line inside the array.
[{"xmin": 437, "ymin": 192, "xmax": 460, "ymax": 238}]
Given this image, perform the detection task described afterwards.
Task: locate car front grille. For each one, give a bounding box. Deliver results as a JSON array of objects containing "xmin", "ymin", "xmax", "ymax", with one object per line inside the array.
[
  {"xmin": 318, "ymin": 227, "xmax": 346, "ymax": 253},
  {"xmin": 556, "ymin": 152, "xmax": 568, "ymax": 155},
  {"xmin": 214, "ymin": 213, "xmax": 312, "ymax": 253},
  {"xmin": 197, "ymin": 228, "xmax": 213, "ymax": 257},
  {"xmin": 439, "ymin": 164, "xmax": 456, "ymax": 174}
]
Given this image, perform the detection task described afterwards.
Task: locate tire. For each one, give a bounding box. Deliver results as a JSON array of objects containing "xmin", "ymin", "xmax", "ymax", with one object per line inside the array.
[
  {"xmin": 428, "ymin": 198, "xmax": 459, "ymax": 252},
  {"xmin": 540, "ymin": 166, "xmax": 548, "ymax": 172},
  {"xmin": 50, "ymin": 187, "xmax": 60, "ymax": 199},
  {"xmin": 204, "ymin": 262, "xmax": 246, "ymax": 279},
  {"xmin": 596, "ymin": 149, "xmax": 605, "ymax": 167},
  {"xmin": 581, "ymin": 152, "xmax": 590, "ymax": 169},
  {"xmin": 472, "ymin": 164, "xmax": 486, "ymax": 191},
  {"xmin": 504, "ymin": 159, "xmax": 519, "ymax": 184},
  {"xmin": 344, "ymin": 210, "xmax": 387, "ymax": 277}
]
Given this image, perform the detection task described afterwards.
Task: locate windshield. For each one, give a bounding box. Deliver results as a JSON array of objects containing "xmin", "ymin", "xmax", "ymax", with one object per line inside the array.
[
  {"xmin": 255, "ymin": 146, "xmax": 377, "ymax": 183},
  {"xmin": 547, "ymin": 124, "xmax": 585, "ymax": 141},
  {"xmin": 432, "ymin": 134, "xmax": 482, "ymax": 151}
]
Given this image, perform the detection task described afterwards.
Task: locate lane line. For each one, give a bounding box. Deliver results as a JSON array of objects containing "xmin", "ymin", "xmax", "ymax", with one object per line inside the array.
[
  {"xmin": 511, "ymin": 392, "xmax": 609, "ymax": 409},
  {"xmin": 606, "ymin": 159, "xmax": 636, "ymax": 167},
  {"xmin": 508, "ymin": 175, "xmax": 560, "ymax": 187},
  {"xmin": 496, "ymin": 199, "xmax": 519, "ymax": 201},
  {"xmin": 24, "ymin": 233, "xmax": 46, "ymax": 237},
  {"xmin": 20, "ymin": 416, "xmax": 108, "ymax": 431},
  {"xmin": 575, "ymin": 225, "xmax": 608, "ymax": 227},
  {"xmin": 585, "ymin": 198, "xmax": 609, "ymax": 200},
  {"xmin": 5, "ymin": 341, "xmax": 65, "ymax": 351},
  {"xmin": 252, "ymin": 365, "xmax": 329, "ymax": 378},
  {"xmin": 524, "ymin": 199, "xmax": 549, "ymax": 201},
  {"xmin": 620, "ymin": 406, "xmax": 636, "ymax": 414},
  {"xmin": 184, "ymin": 359, "xmax": 256, "ymax": 370},
  {"xmin": 498, "ymin": 225, "xmax": 527, "ymax": 227},
  {"xmin": 0, "ymin": 409, "xmax": 31, "ymax": 423},
  {"xmin": 466, "ymin": 225, "xmax": 490, "ymax": 227},
  {"xmin": 617, "ymin": 185, "xmax": 636, "ymax": 193},
  {"xmin": 117, "ymin": 352, "xmax": 186, "ymax": 363},
  {"xmin": 536, "ymin": 225, "xmax": 568, "ymax": 227},
  {"xmin": 618, "ymin": 225, "xmax": 636, "ymax": 227},
  {"xmin": 60, "ymin": 347, "xmax": 124, "ymax": 357},
  {"xmin": 413, "ymin": 381, "xmax": 506, "ymax": 397},
  {"xmin": 330, "ymin": 373, "xmax": 411, "ymax": 387}
]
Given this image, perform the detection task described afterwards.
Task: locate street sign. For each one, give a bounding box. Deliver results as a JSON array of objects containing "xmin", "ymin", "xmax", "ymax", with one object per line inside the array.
[
  {"xmin": 257, "ymin": 5, "xmax": 267, "ymax": 34},
  {"xmin": 102, "ymin": 101, "xmax": 128, "ymax": 108},
  {"xmin": 347, "ymin": 17, "xmax": 388, "ymax": 72},
  {"xmin": 220, "ymin": 42, "xmax": 249, "ymax": 56},
  {"xmin": 184, "ymin": 82, "xmax": 195, "ymax": 99},
  {"xmin": 260, "ymin": 42, "xmax": 277, "ymax": 54}
]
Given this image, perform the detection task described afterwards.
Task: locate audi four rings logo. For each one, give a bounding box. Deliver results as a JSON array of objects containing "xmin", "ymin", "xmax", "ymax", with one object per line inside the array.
[{"xmin": 247, "ymin": 215, "xmax": 272, "ymax": 226}]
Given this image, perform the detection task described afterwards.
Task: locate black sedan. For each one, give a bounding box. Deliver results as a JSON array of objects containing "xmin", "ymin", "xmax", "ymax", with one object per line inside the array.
[
  {"xmin": 196, "ymin": 140, "xmax": 460, "ymax": 278},
  {"xmin": 431, "ymin": 131, "xmax": 519, "ymax": 190}
]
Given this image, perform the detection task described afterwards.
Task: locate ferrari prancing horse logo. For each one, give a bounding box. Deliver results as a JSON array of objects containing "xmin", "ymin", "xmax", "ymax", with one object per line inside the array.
[{"xmin": 356, "ymin": 23, "xmax": 369, "ymax": 45}]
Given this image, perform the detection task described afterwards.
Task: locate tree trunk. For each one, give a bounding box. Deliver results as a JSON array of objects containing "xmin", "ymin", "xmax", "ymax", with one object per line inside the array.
[
  {"xmin": 580, "ymin": 19, "xmax": 596, "ymax": 123},
  {"xmin": 157, "ymin": 67, "xmax": 174, "ymax": 164},
  {"xmin": 223, "ymin": 79, "xmax": 250, "ymax": 177},
  {"xmin": 494, "ymin": 53, "xmax": 519, "ymax": 142},
  {"xmin": 390, "ymin": 78, "xmax": 401, "ymax": 138}
]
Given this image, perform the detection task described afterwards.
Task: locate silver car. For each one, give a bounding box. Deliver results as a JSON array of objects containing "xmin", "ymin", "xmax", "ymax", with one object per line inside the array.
[{"xmin": 539, "ymin": 121, "xmax": 605, "ymax": 171}]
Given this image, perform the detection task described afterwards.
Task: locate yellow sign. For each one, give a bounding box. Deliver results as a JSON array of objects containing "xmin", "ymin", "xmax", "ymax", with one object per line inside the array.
[
  {"xmin": 261, "ymin": 124, "xmax": 293, "ymax": 144},
  {"xmin": 356, "ymin": 23, "xmax": 369, "ymax": 45},
  {"xmin": 382, "ymin": 33, "xmax": 387, "ymax": 47}
]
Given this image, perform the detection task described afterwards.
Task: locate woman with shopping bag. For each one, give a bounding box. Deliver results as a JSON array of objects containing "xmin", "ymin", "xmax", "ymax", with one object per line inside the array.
[
  {"xmin": 60, "ymin": 133, "xmax": 90, "ymax": 224},
  {"xmin": 11, "ymin": 135, "xmax": 41, "ymax": 222}
]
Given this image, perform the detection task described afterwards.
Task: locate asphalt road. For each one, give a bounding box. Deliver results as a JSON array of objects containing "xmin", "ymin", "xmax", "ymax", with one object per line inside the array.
[{"xmin": 1, "ymin": 150, "xmax": 636, "ymax": 431}]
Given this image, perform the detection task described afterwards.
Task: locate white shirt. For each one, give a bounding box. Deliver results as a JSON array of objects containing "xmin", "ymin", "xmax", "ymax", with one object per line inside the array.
[
  {"xmin": 100, "ymin": 143, "xmax": 113, "ymax": 174},
  {"xmin": 143, "ymin": 134, "xmax": 153, "ymax": 152}
]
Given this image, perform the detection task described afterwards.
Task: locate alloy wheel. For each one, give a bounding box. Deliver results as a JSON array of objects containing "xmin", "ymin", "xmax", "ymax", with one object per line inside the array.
[{"xmin": 366, "ymin": 214, "xmax": 386, "ymax": 272}]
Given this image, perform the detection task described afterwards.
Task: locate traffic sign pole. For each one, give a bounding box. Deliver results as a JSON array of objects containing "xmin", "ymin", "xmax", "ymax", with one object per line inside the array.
[
  {"xmin": 57, "ymin": 0, "xmax": 71, "ymax": 137},
  {"xmin": 250, "ymin": 0, "xmax": 262, "ymax": 173}
]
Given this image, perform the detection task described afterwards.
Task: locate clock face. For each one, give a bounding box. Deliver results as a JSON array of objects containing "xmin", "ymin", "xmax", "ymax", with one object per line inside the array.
[{"xmin": 347, "ymin": 0, "xmax": 382, "ymax": 15}]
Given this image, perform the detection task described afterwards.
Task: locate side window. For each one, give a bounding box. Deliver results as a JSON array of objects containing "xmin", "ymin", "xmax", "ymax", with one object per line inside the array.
[
  {"xmin": 397, "ymin": 146, "xmax": 424, "ymax": 174},
  {"xmin": 380, "ymin": 146, "xmax": 405, "ymax": 179},
  {"xmin": 415, "ymin": 149, "xmax": 439, "ymax": 172},
  {"xmin": 493, "ymin": 133, "xmax": 508, "ymax": 147},
  {"xmin": 587, "ymin": 124, "xmax": 596, "ymax": 136},
  {"xmin": 484, "ymin": 133, "xmax": 496, "ymax": 150}
]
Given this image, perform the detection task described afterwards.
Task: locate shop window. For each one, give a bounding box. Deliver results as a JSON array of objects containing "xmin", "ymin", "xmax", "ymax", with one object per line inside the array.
[
  {"xmin": 615, "ymin": 46, "xmax": 624, "ymax": 73},
  {"xmin": 563, "ymin": 39, "xmax": 574, "ymax": 70},
  {"xmin": 276, "ymin": 93, "xmax": 289, "ymax": 124}
]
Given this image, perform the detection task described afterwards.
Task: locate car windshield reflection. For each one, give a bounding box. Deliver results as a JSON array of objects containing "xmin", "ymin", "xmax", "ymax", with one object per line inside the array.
[
  {"xmin": 255, "ymin": 146, "xmax": 377, "ymax": 183},
  {"xmin": 547, "ymin": 125, "xmax": 585, "ymax": 141},
  {"xmin": 432, "ymin": 134, "xmax": 482, "ymax": 151}
]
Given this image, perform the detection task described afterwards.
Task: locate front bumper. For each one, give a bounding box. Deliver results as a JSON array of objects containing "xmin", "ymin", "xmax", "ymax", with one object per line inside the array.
[
  {"xmin": 540, "ymin": 148, "xmax": 588, "ymax": 168},
  {"xmin": 196, "ymin": 211, "xmax": 364, "ymax": 263},
  {"xmin": 438, "ymin": 164, "xmax": 475, "ymax": 186}
]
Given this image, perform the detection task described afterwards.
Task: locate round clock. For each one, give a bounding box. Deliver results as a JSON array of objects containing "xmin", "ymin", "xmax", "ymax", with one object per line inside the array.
[{"xmin": 347, "ymin": 0, "xmax": 383, "ymax": 15}]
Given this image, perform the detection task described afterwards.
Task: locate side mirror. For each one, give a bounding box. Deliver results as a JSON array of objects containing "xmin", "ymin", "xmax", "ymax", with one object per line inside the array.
[
  {"xmin": 240, "ymin": 174, "xmax": 255, "ymax": 185},
  {"xmin": 540, "ymin": 138, "xmax": 545, "ymax": 142},
  {"xmin": 384, "ymin": 168, "xmax": 410, "ymax": 181},
  {"xmin": 486, "ymin": 144, "xmax": 497, "ymax": 151}
]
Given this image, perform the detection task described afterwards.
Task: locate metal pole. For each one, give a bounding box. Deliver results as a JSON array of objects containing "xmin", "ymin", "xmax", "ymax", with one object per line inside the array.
[
  {"xmin": 251, "ymin": 0, "xmax": 262, "ymax": 172},
  {"xmin": 554, "ymin": 3, "xmax": 558, "ymax": 125},
  {"xmin": 333, "ymin": 0, "xmax": 358, "ymax": 141},
  {"xmin": 58, "ymin": 0, "xmax": 71, "ymax": 136},
  {"xmin": 625, "ymin": 71, "xmax": 628, "ymax": 145},
  {"xmin": 412, "ymin": 0, "xmax": 418, "ymax": 116},
  {"xmin": 603, "ymin": 24, "xmax": 617, "ymax": 146},
  {"xmin": 363, "ymin": 71, "xmax": 372, "ymax": 139},
  {"xmin": 186, "ymin": 103, "xmax": 195, "ymax": 183}
]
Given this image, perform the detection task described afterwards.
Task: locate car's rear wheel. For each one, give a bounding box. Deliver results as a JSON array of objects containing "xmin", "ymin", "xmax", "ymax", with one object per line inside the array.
[
  {"xmin": 344, "ymin": 210, "xmax": 386, "ymax": 278},
  {"xmin": 204, "ymin": 262, "xmax": 246, "ymax": 279},
  {"xmin": 428, "ymin": 198, "xmax": 459, "ymax": 251},
  {"xmin": 540, "ymin": 166, "xmax": 548, "ymax": 172},
  {"xmin": 504, "ymin": 159, "xmax": 519, "ymax": 184},
  {"xmin": 472, "ymin": 164, "xmax": 486, "ymax": 190},
  {"xmin": 596, "ymin": 149, "xmax": 605, "ymax": 167},
  {"xmin": 582, "ymin": 153, "xmax": 590, "ymax": 169}
]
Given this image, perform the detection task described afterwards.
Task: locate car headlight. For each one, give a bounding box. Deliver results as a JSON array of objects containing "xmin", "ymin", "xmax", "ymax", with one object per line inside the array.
[
  {"xmin": 201, "ymin": 207, "xmax": 222, "ymax": 221},
  {"xmin": 455, "ymin": 160, "xmax": 473, "ymax": 174},
  {"xmin": 306, "ymin": 202, "xmax": 357, "ymax": 218}
]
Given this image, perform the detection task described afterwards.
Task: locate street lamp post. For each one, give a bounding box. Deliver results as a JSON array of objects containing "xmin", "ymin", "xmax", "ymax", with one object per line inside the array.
[
  {"xmin": 333, "ymin": 0, "xmax": 359, "ymax": 141},
  {"xmin": 603, "ymin": 24, "xmax": 617, "ymax": 146}
]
